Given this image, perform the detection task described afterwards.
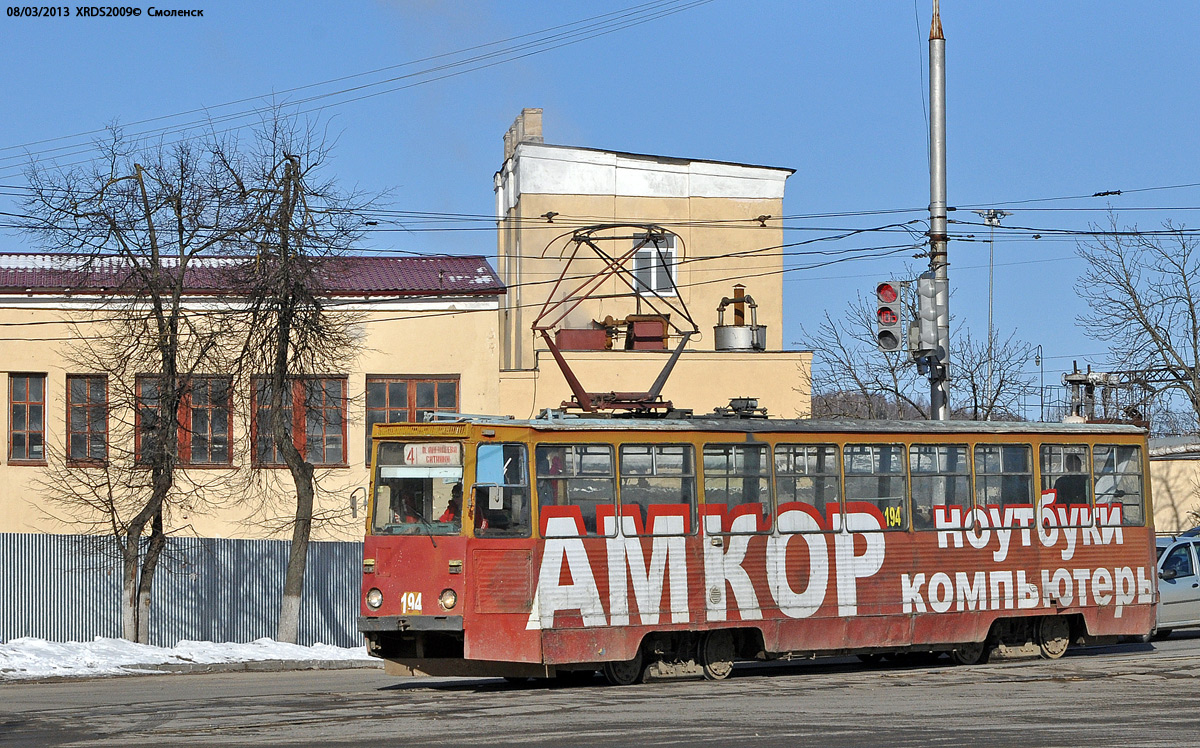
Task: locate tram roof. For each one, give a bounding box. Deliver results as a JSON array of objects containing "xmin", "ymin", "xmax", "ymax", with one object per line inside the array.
[{"xmin": 428, "ymin": 415, "xmax": 1146, "ymax": 437}]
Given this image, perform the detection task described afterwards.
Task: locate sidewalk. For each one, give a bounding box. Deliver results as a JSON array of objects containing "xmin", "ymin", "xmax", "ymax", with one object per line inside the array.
[{"xmin": 0, "ymin": 636, "xmax": 382, "ymax": 682}]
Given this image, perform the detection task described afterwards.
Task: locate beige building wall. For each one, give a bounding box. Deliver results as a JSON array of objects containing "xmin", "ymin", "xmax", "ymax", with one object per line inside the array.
[
  {"xmin": 494, "ymin": 109, "xmax": 809, "ymax": 416},
  {"xmin": 0, "ymin": 297, "xmax": 500, "ymax": 541},
  {"xmin": 1151, "ymin": 457, "xmax": 1200, "ymax": 534},
  {"xmin": 499, "ymin": 350, "xmax": 811, "ymax": 419}
]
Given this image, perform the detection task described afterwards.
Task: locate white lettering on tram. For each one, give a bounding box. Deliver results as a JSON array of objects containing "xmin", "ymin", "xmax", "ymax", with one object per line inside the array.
[
  {"xmin": 526, "ymin": 516, "xmax": 605, "ymax": 630},
  {"xmin": 831, "ymin": 513, "xmax": 886, "ymax": 617},
  {"xmin": 703, "ymin": 513, "xmax": 762, "ymax": 622},
  {"xmin": 605, "ymin": 515, "xmax": 689, "ymax": 626},
  {"xmin": 525, "ymin": 497, "xmax": 1149, "ymax": 630},
  {"xmin": 935, "ymin": 494, "xmax": 1125, "ymax": 564},
  {"xmin": 765, "ymin": 508, "xmax": 828, "ymax": 619},
  {"xmin": 903, "ymin": 565, "xmax": 1152, "ymax": 617}
]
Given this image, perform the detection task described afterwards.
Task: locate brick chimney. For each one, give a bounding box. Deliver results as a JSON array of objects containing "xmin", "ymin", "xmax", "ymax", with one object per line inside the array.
[{"xmin": 503, "ymin": 108, "xmax": 543, "ymax": 161}]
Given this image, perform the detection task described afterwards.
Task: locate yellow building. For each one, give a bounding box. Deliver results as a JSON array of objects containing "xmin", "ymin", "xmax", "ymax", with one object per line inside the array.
[
  {"xmin": 1149, "ymin": 437, "xmax": 1200, "ymax": 534},
  {"xmin": 0, "ymin": 110, "xmax": 812, "ymax": 542},
  {"xmin": 494, "ymin": 109, "xmax": 810, "ymax": 418}
]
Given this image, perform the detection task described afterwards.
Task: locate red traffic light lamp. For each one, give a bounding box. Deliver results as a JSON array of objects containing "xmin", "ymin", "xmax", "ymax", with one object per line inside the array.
[{"xmin": 875, "ymin": 281, "xmax": 903, "ymax": 352}]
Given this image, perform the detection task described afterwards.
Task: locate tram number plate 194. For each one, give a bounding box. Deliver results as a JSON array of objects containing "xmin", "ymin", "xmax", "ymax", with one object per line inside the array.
[{"xmin": 400, "ymin": 592, "xmax": 423, "ymax": 614}]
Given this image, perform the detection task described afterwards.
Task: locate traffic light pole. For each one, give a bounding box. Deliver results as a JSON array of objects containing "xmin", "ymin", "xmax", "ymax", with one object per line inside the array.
[{"xmin": 928, "ymin": 1, "xmax": 950, "ymax": 421}]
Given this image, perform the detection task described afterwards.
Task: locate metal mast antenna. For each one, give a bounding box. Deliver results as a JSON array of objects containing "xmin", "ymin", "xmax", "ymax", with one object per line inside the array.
[
  {"xmin": 928, "ymin": 0, "xmax": 950, "ymax": 420},
  {"xmin": 973, "ymin": 207, "xmax": 1011, "ymax": 417}
]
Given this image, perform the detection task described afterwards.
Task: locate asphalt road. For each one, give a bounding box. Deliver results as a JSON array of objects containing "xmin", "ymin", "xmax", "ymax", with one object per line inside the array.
[{"xmin": 5, "ymin": 634, "xmax": 1200, "ymax": 748}]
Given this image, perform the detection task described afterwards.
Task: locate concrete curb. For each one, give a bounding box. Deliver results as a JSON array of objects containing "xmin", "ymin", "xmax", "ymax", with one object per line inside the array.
[
  {"xmin": 3, "ymin": 659, "xmax": 384, "ymax": 684},
  {"xmin": 145, "ymin": 659, "xmax": 385, "ymax": 674}
]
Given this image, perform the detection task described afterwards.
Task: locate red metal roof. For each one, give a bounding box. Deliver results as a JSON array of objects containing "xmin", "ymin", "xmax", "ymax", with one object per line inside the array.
[{"xmin": 0, "ymin": 253, "xmax": 505, "ymax": 297}]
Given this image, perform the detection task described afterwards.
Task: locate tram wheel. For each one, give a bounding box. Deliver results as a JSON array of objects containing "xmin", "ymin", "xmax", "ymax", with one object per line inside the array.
[
  {"xmin": 699, "ymin": 630, "xmax": 736, "ymax": 681},
  {"xmin": 950, "ymin": 640, "xmax": 989, "ymax": 666},
  {"xmin": 1037, "ymin": 616, "xmax": 1071, "ymax": 660},
  {"xmin": 602, "ymin": 650, "xmax": 645, "ymax": 686}
]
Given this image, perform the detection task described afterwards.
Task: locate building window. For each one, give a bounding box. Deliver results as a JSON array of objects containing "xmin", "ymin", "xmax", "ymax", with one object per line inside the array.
[
  {"xmin": 136, "ymin": 376, "xmax": 233, "ymax": 466},
  {"xmin": 67, "ymin": 375, "xmax": 107, "ymax": 464},
  {"xmin": 365, "ymin": 376, "xmax": 458, "ymax": 461},
  {"xmin": 633, "ymin": 233, "xmax": 677, "ymax": 295},
  {"xmin": 185, "ymin": 377, "xmax": 231, "ymax": 465},
  {"xmin": 254, "ymin": 377, "xmax": 347, "ymax": 467},
  {"xmin": 9, "ymin": 374, "xmax": 46, "ymax": 463}
]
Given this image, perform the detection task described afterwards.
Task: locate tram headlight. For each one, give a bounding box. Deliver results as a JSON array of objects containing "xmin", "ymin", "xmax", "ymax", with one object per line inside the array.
[
  {"xmin": 439, "ymin": 588, "xmax": 458, "ymax": 610},
  {"xmin": 366, "ymin": 588, "xmax": 384, "ymax": 610}
]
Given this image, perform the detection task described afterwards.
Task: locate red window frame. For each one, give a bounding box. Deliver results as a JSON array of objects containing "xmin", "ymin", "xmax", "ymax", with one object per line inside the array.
[
  {"xmin": 135, "ymin": 375, "xmax": 233, "ymax": 466},
  {"xmin": 364, "ymin": 376, "xmax": 459, "ymax": 463},
  {"xmin": 253, "ymin": 376, "xmax": 348, "ymax": 467},
  {"xmin": 66, "ymin": 374, "xmax": 108, "ymax": 465},
  {"xmin": 9, "ymin": 373, "xmax": 47, "ymax": 464},
  {"xmin": 182, "ymin": 377, "xmax": 232, "ymax": 466}
]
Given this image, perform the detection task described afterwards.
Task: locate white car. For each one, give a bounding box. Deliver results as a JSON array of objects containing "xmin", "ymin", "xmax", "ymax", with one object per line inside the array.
[{"xmin": 1155, "ymin": 530, "xmax": 1200, "ymax": 638}]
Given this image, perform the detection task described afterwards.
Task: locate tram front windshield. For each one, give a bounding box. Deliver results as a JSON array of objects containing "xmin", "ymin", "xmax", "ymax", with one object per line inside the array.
[{"xmin": 372, "ymin": 441, "xmax": 463, "ymax": 535}]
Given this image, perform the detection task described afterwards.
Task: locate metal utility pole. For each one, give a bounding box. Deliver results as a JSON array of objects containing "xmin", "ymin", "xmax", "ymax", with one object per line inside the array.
[
  {"xmin": 972, "ymin": 208, "xmax": 1011, "ymax": 418},
  {"xmin": 928, "ymin": 0, "xmax": 950, "ymax": 420}
]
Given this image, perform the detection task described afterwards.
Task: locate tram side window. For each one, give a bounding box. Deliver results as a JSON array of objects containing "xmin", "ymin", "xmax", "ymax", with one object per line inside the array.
[
  {"xmin": 909, "ymin": 444, "xmax": 970, "ymax": 530},
  {"xmin": 1041, "ymin": 444, "xmax": 1091, "ymax": 527},
  {"xmin": 703, "ymin": 443, "xmax": 771, "ymax": 534},
  {"xmin": 474, "ymin": 443, "xmax": 531, "ymax": 538},
  {"xmin": 535, "ymin": 444, "xmax": 616, "ymax": 537},
  {"xmin": 843, "ymin": 444, "xmax": 907, "ymax": 530},
  {"xmin": 1094, "ymin": 444, "xmax": 1144, "ymax": 526},
  {"xmin": 774, "ymin": 444, "xmax": 840, "ymax": 520},
  {"xmin": 974, "ymin": 444, "xmax": 1033, "ymax": 510},
  {"xmin": 619, "ymin": 444, "xmax": 696, "ymax": 536}
]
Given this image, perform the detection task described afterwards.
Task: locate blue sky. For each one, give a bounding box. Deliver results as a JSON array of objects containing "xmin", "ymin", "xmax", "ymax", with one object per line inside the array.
[{"xmin": 3, "ymin": 1, "xmax": 1199, "ymax": 389}]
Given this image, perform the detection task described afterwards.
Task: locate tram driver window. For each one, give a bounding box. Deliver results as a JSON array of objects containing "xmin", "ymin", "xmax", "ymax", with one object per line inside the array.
[
  {"xmin": 703, "ymin": 443, "xmax": 771, "ymax": 534},
  {"xmin": 371, "ymin": 441, "xmax": 463, "ymax": 536},
  {"xmin": 474, "ymin": 443, "xmax": 531, "ymax": 538},
  {"xmin": 535, "ymin": 444, "xmax": 616, "ymax": 537},
  {"xmin": 842, "ymin": 444, "xmax": 907, "ymax": 531},
  {"xmin": 619, "ymin": 444, "xmax": 696, "ymax": 536},
  {"xmin": 1093, "ymin": 444, "xmax": 1145, "ymax": 526},
  {"xmin": 909, "ymin": 444, "xmax": 970, "ymax": 530}
]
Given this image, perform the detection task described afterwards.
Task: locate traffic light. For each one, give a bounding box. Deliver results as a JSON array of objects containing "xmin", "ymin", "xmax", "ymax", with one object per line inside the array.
[
  {"xmin": 913, "ymin": 272, "xmax": 940, "ymax": 357},
  {"xmin": 875, "ymin": 281, "xmax": 902, "ymax": 352}
]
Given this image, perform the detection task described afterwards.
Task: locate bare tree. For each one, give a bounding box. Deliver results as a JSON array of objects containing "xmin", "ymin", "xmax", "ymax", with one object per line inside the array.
[
  {"xmin": 799, "ymin": 292, "xmax": 1036, "ymax": 421},
  {"xmin": 1076, "ymin": 218, "xmax": 1200, "ymax": 433},
  {"xmin": 22, "ymin": 131, "xmax": 249, "ymax": 642},
  {"xmin": 950, "ymin": 328, "xmax": 1036, "ymax": 420},
  {"xmin": 229, "ymin": 117, "xmax": 372, "ymax": 643}
]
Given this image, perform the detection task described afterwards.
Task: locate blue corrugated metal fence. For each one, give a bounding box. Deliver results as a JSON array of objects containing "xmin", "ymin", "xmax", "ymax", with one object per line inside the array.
[{"xmin": 0, "ymin": 534, "xmax": 363, "ymax": 647}]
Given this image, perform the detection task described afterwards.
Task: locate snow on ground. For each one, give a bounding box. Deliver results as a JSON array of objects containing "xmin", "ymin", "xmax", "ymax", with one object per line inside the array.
[{"xmin": 0, "ymin": 637, "xmax": 375, "ymax": 681}]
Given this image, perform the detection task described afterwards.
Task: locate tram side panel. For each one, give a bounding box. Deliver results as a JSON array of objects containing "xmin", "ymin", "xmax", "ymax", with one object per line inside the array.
[{"xmin": 522, "ymin": 499, "xmax": 1155, "ymax": 663}]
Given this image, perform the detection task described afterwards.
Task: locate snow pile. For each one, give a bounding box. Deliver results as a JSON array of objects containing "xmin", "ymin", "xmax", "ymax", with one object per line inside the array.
[{"xmin": 0, "ymin": 637, "xmax": 374, "ymax": 681}]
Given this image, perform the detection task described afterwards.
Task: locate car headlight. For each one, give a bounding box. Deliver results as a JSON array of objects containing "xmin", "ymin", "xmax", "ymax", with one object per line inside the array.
[
  {"xmin": 366, "ymin": 588, "xmax": 383, "ymax": 610},
  {"xmin": 439, "ymin": 588, "xmax": 458, "ymax": 610}
]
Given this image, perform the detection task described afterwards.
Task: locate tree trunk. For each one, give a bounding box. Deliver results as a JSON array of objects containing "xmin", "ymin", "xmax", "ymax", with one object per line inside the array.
[
  {"xmin": 120, "ymin": 540, "xmax": 140, "ymax": 642},
  {"xmin": 277, "ymin": 461, "xmax": 315, "ymax": 644},
  {"xmin": 136, "ymin": 510, "xmax": 167, "ymax": 644}
]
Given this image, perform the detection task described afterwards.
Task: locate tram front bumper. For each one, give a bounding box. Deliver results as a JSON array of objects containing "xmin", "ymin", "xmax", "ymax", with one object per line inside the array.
[{"xmin": 359, "ymin": 615, "xmax": 463, "ymax": 633}]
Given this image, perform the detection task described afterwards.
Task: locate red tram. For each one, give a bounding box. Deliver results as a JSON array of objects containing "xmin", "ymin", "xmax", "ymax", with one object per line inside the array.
[{"xmin": 359, "ymin": 415, "xmax": 1156, "ymax": 684}]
